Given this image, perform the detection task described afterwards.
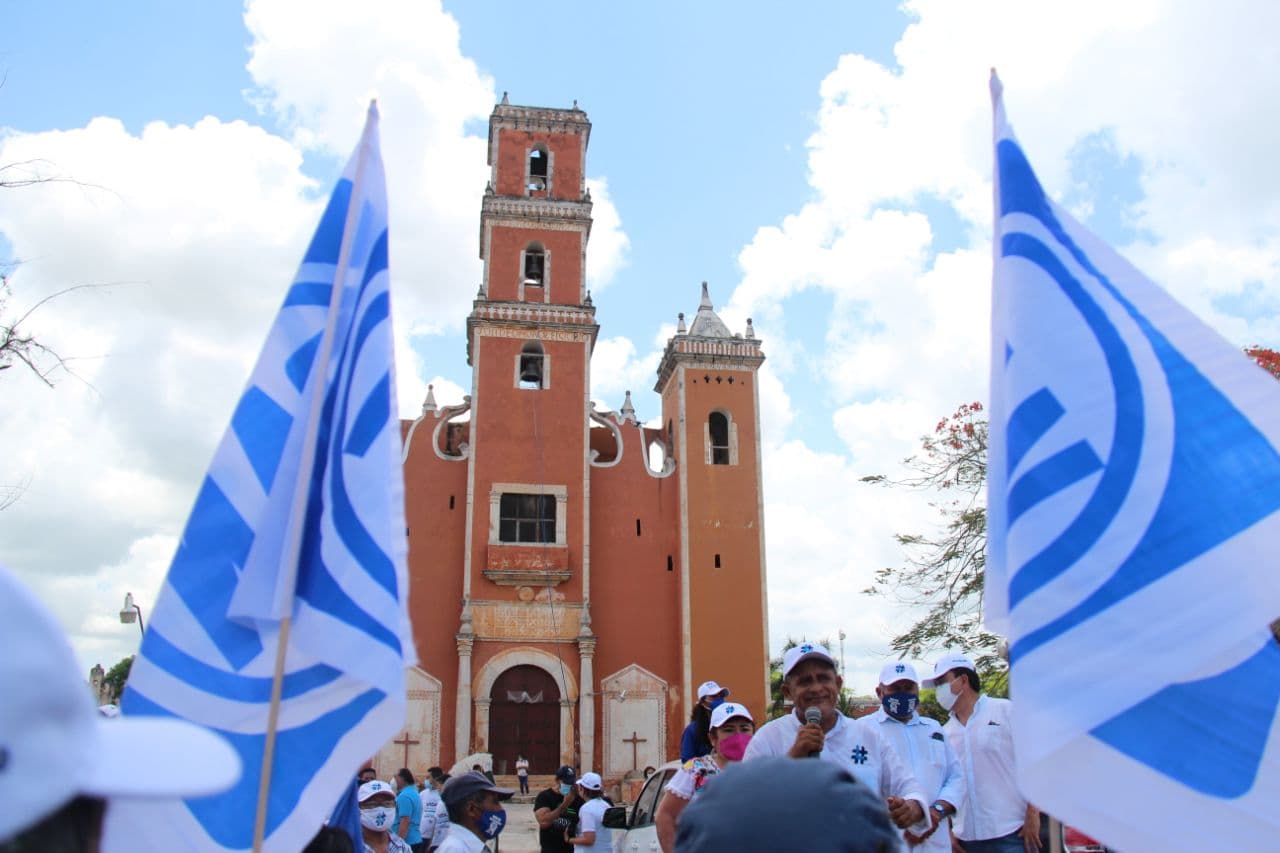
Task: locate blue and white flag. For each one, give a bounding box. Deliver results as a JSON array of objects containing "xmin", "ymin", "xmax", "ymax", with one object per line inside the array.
[
  {"xmin": 988, "ymin": 73, "xmax": 1280, "ymax": 852},
  {"xmin": 105, "ymin": 103, "xmax": 414, "ymax": 852}
]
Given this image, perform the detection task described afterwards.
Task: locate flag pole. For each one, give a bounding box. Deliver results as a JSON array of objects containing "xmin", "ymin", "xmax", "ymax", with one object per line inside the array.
[{"xmin": 251, "ymin": 100, "xmax": 380, "ymax": 853}]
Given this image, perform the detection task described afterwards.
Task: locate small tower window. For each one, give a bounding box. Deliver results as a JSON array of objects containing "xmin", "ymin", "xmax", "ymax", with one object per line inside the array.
[
  {"xmin": 704, "ymin": 410, "xmax": 739, "ymax": 465},
  {"xmin": 708, "ymin": 412, "xmax": 730, "ymax": 465},
  {"xmin": 527, "ymin": 145, "xmax": 549, "ymax": 195},
  {"xmin": 523, "ymin": 244, "xmax": 546, "ymax": 287},
  {"xmin": 518, "ymin": 340, "xmax": 547, "ymax": 390}
]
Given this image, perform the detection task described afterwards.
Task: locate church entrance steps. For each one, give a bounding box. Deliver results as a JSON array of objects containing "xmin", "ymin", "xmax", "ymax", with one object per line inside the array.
[{"xmin": 495, "ymin": 774, "xmax": 554, "ymax": 804}]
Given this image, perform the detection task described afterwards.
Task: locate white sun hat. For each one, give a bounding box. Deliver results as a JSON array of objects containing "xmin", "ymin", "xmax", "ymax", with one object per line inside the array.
[{"xmin": 0, "ymin": 564, "xmax": 242, "ymax": 841}]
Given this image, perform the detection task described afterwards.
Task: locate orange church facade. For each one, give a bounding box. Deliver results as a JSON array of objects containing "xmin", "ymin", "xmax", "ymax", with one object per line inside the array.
[{"xmin": 383, "ymin": 98, "xmax": 769, "ymax": 783}]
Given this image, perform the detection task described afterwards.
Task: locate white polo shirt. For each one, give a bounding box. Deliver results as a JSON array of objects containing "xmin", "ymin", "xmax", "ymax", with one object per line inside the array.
[
  {"xmin": 874, "ymin": 708, "xmax": 965, "ymax": 852},
  {"xmin": 744, "ymin": 710, "xmax": 931, "ymax": 834},
  {"xmin": 942, "ymin": 695, "xmax": 1027, "ymax": 841}
]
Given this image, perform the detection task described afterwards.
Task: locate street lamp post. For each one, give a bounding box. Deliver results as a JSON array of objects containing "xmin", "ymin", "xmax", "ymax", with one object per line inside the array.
[{"xmin": 120, "ymin": 592, "xmax": 145, "ymax": 639}]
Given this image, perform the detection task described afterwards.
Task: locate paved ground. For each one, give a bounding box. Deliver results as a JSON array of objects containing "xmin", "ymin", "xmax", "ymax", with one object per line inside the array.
[{"xmin": 492, "ymin": 802, "xmax": 541, "ymax": 852}]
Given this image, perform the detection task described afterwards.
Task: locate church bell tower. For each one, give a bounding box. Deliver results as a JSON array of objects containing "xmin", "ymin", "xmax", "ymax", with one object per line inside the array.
[{"xmin": 453, "ymin": 95, "xmax": 599, "ymax": 769}]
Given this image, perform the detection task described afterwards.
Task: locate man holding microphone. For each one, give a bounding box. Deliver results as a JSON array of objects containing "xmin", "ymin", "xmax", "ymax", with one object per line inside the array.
[{"xmin": 743, "ymin": 643, "xmax": 932, "ymax": 836}]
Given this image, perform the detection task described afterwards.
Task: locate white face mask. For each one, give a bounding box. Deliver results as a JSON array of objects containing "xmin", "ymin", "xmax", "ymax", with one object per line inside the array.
[
  {"xmin": 937, "ymin": 680, "xmax": 960, "ymax": 711},
  {"xmin": 360, "ymin": 805, "xmax": 397, "ymax": 832}
]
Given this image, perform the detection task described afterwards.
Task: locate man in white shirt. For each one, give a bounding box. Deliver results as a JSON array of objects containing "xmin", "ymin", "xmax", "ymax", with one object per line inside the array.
[
  {"xmin": 743, "ymin": 642, "xmax": 932, "ymax": 836},
  {"xmin": 924, "ymin": 654, "xmax": 1039, "ymax": 853},
  {"xmin": 874, "ymin": 661, "xmax": 965, "ymax": 850}
]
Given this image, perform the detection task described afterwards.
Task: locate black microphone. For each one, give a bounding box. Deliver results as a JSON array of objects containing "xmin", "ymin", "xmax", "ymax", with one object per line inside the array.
[{"xmin": 804, "ymin": 706, "xmax": 823, "ymax": 757}]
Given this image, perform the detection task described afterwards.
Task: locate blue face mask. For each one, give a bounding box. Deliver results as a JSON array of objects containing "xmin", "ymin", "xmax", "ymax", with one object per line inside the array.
[
  {"xmin": 479, "ymin": 808, "xmax": 507, "ymax": 839},
  {"xmin": 882, "ymin": 691, "xmax": 919, "ymax": 718},
  {"xmin": 559, "ymin": 783, "xmax": 572, "ymax": 795}
]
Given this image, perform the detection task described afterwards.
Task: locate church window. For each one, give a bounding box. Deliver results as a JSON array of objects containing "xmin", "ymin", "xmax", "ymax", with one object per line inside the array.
[
  {"xmin": 527, "ymin": 145, "xmax": 550, "ymax": 194},
  {"xmin": 498, "ymin": 493, "xmax": 557, "ymax": 543},
  {"xmin": 517, "ymin": 340, "xmax": 547, "ymax": 390},
  {"xmin": 714, "ymin": 553, "xmax": 721, "ymax": 568},
  {"xmin": 523, "ymin": 244, "xmax": 546, "ymax": 286},
  {"xmin": 706, "ymin": 411, "xmax": 737, "ymax": 465},
  {"xmin": 667, "ymin": 555, "xmax": 674, "ymax": 572}
]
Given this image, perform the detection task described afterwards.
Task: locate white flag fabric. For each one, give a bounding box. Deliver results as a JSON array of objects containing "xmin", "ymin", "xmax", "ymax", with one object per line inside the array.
[
  {"xmin": 987, "ymin": 73, "xmax": 1280, "ymax": 852},
  {"xmin": 104, "ymin": 103, "xmax": 414, "ymax": 852}
]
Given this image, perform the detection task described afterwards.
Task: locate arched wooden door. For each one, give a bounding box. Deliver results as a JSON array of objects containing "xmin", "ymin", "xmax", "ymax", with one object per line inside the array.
[{"xmin": 489, "ymin": 665, "xmax": 560, "ymax": 775}]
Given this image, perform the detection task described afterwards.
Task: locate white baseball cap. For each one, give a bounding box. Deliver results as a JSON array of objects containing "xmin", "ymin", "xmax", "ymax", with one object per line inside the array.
[
  {"xmin": 578, "ymin": 771, "xmax": 603, "ymax": 791},
  {"xmin": 358, "ymin": 780, "xmax": 397, "ymax": 802},
  {"xmin": 0, "ymin": 565, "xmax": 243, "ymax": 841},
  {"xmin": 782, "ymin": 642, "xmax": 836, "ymax": 678},
  {"xmin": 877, "ymin": 661, "xmax": 920, "ymax": 687},
  {"xmin": 709, "ymin": 702, "xmax": 754, "ymax": 729},
  {"xmin": 696, "ymin": 680, "xmax": 730, "ymax": 700},
  {"xmin": 921, "ymin": 653, "xmax": 977, "ymax": 688}
]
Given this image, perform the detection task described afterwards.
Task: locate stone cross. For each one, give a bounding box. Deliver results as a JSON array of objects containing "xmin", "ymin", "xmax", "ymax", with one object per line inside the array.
[
  {"xmin": 622, "ymin": 731, "xmax": 647, "ymax": 770},
  {"xmin": 393, "ymin": 732, "xmax": 420, "ymax": 767}
]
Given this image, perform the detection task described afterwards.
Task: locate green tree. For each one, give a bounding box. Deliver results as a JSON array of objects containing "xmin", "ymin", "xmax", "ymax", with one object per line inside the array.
[
  {"xmin": 862, "ymin": 402, "xmax": 1003, "ymax": 673},
  {"xmin": 101, "ymin": 655, "xmax": 134, "ymax": 704}
]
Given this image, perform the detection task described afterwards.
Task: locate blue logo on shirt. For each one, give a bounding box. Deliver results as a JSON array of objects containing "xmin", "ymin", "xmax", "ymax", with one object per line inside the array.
[{"xmin": 851, "ymin": 745, "xmax": 868, "ymax": 764}]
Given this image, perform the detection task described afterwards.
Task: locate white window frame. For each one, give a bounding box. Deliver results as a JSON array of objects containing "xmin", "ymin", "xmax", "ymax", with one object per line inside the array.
[
  {"xmin": 489, "ymin": 483, "xmax": 568, "ymax": 546},
  {"xmin": 704, "ymin": 409, "xmax": 739, "ymax": 466},
  {"xmin": 514, "ymin": 341, "xmax": 551, "ymax": 390}
]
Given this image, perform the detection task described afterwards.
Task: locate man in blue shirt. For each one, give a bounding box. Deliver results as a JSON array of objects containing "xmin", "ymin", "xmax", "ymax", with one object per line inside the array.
[{"xmin": 395, "ymin": 768, "xmax": 424, "ymax": 852}]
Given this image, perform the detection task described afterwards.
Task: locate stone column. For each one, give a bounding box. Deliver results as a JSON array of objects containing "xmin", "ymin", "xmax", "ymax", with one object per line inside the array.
[
  {"xmin": 474, "ymin": 697, "xmax": 492, "ymax": 755},
  {"xmin": 560, "ymin": 698, "xmax": 575, "ymax": 769},
  {"xmin": 578, "ymin": 607, "xmax": 597, "ymax": 774},
  {"xmin": 455, "ymin": 632, "xmax": 474, "ymax": 762}
]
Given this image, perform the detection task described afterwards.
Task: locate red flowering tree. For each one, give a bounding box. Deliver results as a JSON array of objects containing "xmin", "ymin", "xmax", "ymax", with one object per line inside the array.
[
  {"xmin": 1246, "ymin": 346, "xmax": 1280, "ymax": 380},
  {"xmin": 862, "ymin": 402, "xmax": 1003, "ymax": 673}
]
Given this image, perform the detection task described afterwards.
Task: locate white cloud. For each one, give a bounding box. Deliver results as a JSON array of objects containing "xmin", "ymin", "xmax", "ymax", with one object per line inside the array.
[
  {"xmin": 732, "ymin": 0, "xmax": 1280, "ymax": 684},
  {"xmin": 584, "ymin": 178, "xmax": 630, "ymax": 292},
  {"xmin": 0, "ymin": 0, "xmax": 632, "ymax": 673}
]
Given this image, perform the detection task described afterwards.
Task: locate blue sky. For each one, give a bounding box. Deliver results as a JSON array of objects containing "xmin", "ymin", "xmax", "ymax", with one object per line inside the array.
[{"xmin": 3, "ymin": 0, "xmax": 1278, "ymax": 694}]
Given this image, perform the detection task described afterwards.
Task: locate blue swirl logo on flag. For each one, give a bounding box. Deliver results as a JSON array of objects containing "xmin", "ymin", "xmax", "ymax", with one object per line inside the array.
[
  {"xmin": 106, "ymin": 103, "xmax": 413, "ymax": 853},
  {"xmin": 987, "ymin": 74, "xmax": 1280, "ymax": 852}
]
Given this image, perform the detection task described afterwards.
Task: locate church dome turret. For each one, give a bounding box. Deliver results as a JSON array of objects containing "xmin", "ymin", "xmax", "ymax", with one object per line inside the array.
[{"xmin": 686, "ymin": 281, "xmax": 733, "ymax": 338}]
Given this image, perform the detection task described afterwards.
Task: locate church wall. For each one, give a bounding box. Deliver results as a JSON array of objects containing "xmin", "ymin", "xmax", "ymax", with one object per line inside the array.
[
  {"xmin": 469, "ymin": 334, "xmax": 589, "ymax": 603},
  {"xmin": 674, "ymin": 369, "xmax": 770, "ymax": 721},
  {"xmin": 401, "ymin": 416, "xmax": 470, "ymax": 770},
  {"xmin": 588, "ymin": 417, "xmax": 684, "ymax": 765},
  {"xmin": 484, "ymin": 225, "xmax": 585, "ymax": 304},
  {"xmin": 493, "ymin": 127, "xmax": 585, "ymax": 200}
]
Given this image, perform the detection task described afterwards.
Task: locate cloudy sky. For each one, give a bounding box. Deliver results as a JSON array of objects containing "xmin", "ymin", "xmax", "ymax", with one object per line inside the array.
[{"xmin": 3, "ymin": 0, "xmax": 1278, "ymax": 695}]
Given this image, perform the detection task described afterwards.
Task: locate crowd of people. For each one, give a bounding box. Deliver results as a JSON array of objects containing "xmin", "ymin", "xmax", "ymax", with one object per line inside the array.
[
  {"xmin": 517, "ymin": 641, "xmax": 1037, "ymax": 852},
  {"xmin": 0, "ymin": 554, "xmax": 1036, "ymax": 852}
]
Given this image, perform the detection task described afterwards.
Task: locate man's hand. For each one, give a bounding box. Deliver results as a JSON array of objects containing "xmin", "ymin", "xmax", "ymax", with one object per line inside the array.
[
  {"xmin": 903, "ymin": 810, "xmax": 940, "ymax": 847},
  {"xmin": 1020, "ymin": 807, "xmax": 1042, "ymax": 852},
  {"xmin": 786, "ymin": 720, "xmax": 825, "ymax": 758},
  {"xmin": 886, "ymin": 797, "xmax": 925, "ymax": 829}
]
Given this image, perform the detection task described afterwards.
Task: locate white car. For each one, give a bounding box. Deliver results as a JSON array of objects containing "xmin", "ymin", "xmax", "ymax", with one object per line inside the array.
[{"xmin": 607, "ymin": 760, "xmax": 681, "ymax": 853}]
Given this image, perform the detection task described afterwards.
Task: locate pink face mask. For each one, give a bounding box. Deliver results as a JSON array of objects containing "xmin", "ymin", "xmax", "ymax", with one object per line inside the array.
[{"xmin": 717, "ymin": 732, "xmax": 752, "ymax": 761}]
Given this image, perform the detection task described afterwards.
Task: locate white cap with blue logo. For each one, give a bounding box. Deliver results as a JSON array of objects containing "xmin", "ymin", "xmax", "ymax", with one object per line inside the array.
[{"xmin": 877, "ymin": 661, "xmax": 921, "ymax": 686}]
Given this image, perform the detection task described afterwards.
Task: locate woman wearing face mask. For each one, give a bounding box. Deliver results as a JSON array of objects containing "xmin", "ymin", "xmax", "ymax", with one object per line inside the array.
[
  {"xmin": 358, "ymin": 780, "xmax": 413, "ymax": 853},
  {"xmin": 655, "ymin": 702, "xmax": 755, "ymax": 853}
]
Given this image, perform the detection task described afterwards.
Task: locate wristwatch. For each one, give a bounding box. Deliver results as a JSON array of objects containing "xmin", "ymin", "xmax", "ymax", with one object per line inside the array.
[{"xmin": 931, "ymin": 802, "xmax": 950, "ymax": 818}]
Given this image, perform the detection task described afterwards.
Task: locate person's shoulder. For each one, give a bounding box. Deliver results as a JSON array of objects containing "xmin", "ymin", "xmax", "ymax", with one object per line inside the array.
[
  {"xmin": 533, "ymin": 788, "xmax": 558, "ymax": 807},
  {"xmin": 917, "ymin": 714, "xmax": 943, "ymax": 732}
]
